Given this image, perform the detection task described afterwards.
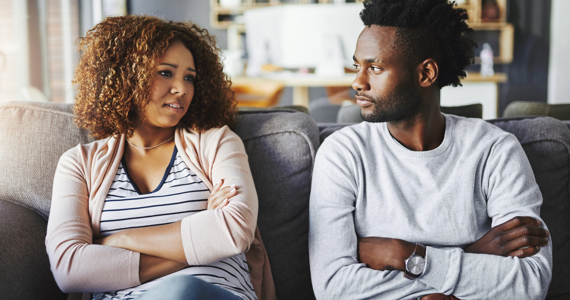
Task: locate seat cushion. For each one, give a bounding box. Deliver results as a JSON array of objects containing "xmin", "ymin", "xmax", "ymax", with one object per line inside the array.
[{"xmin": 0, "ymin": 199, "xmax": 65, "ymax": 300}]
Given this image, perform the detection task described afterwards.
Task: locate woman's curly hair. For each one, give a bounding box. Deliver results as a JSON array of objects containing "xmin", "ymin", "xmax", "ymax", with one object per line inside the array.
[
  {"xmin": 73, "ymin": 15, "xmax": 236, "ymax": 139},
  {"xmin": 360, "ymin": 0, "xmax": 477, "ymax": 88}
]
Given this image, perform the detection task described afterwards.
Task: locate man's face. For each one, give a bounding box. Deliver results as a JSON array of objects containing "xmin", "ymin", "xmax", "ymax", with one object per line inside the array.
[{"xmin": 352, "ymin": 25, "xmax": 422, "ymax": 123}]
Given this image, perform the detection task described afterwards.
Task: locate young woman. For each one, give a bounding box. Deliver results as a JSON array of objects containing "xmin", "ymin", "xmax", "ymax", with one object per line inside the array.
[{"xmin": 45, "ymin": 15, "xmax": 274, "ymax": 300}]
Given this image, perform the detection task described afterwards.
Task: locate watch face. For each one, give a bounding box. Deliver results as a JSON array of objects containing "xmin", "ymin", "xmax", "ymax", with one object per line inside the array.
[{"xmin": 406, "ymin": 254, "xmax": 425, "ymax": 276}]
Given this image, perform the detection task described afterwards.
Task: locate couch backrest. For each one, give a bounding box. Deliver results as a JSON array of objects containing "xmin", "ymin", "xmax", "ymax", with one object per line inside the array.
[
  {"xmin": 0, "ymin": 102, "xmax": 93, "ymax": 219},
  {"xmin": 234, "ymin": 110, "xmax": 319, "ymax": 300},
  {"xmin": 0, "ymin": 101, "xmax": 320, "ymax": 300}
]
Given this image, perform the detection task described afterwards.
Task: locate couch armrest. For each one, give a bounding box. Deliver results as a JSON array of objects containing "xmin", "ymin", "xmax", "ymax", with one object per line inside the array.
[{"xmin": 0, "ymin": 199, "xmax": 65, "ymax": 300}]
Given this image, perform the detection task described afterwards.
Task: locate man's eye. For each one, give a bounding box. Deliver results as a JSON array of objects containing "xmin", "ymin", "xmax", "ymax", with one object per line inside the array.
[
  {"xmin": 371, "ymin": 66, "xmax": 382, "ymax": 72},
  {"xmin": 185, "ymin": 75, "xmax": 195, "ymax": 82},
  {"xmin": 353, "ymin": 64, "xmax": 360, "ymax": 70},
  {"xmin": 158, "ymin": 70, "xmax": 172, "ymax": 77}
]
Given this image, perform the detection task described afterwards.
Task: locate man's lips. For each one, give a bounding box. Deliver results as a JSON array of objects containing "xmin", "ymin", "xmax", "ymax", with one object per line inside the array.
[{"xmin": 355, "ymin": 95, "xmax": 373, "ymax": 107}]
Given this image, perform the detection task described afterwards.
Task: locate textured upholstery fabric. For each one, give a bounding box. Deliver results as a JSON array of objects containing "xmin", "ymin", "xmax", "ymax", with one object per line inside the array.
[
  {"xmin": 490, "ymin": 117, "xmax": 570, "ymax": 299},
  {"xmin": 234, "ymin": 110, "xmax": 319, "ymax": 300},
  {"xmin": 0, "ymin": 102, "xmax": 93, "ymax": 219},
  {"xmin": 0, "ymin": 199, "xmax": 65, "ymax": 300},
  {"xmin": 503, "ymin": 101, "xmax": 570, "ymax": 120}
]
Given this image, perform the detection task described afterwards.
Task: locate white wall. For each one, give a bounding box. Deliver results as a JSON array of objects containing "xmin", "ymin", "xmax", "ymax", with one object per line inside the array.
[{"xmin": 548, "ymin": 0, "xmax": 570, "ymax": 103}]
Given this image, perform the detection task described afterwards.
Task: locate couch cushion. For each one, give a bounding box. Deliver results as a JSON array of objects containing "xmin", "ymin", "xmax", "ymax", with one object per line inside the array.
[
  {"xmin": 489, "ymin": 116, "xmax": 570, "ymax": 299},
  {"xmin": 0, "ymin": 102, "xmax": 93, "ymax": 219},
  {"xmin": 0, "ymin": 199, "xmax": 65, "ymax": 300},
  {"xmin": 234, "ymin": 109, "xmax": 319, "ymax": 300}
]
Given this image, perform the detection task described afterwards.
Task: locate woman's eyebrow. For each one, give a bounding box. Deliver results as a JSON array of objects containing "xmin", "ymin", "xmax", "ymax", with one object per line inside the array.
[{"xmin": 160, "ymin": 63, "xmax": 196, "ymax": 72}]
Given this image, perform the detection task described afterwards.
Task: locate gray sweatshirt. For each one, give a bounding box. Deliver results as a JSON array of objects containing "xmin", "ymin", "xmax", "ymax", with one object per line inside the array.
[{"xmin": 309, "ymin": 114, "xmax": 552, "ymax": 299}]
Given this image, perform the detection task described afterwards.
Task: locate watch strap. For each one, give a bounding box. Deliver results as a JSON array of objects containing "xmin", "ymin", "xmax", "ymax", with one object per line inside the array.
[{"xmin": 415, "ymin": 243, "xmax": 426, "ymax": 258}]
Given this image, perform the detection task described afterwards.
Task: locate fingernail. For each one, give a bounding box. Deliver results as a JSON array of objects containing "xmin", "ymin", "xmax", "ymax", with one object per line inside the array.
[
  {"xmin": 230, "ymin": 188, "xmax": 236, "ymax": 193},
  {"xmin": 224, "ymin": 198, "xmax": 229, "ymax": 203},
  {"xmin": 230, "ymin": 184, "xmax": 236, "ymax": 189},
  {"xmin": 215, "ymin": 180, "xmax": 221, "ymax": 186}
]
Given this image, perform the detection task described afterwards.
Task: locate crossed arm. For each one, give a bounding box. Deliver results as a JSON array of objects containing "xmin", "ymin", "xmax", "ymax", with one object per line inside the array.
[
  {"xmin": 95, "ymin": 179, "xmax": 237, "ymax": 283},
  {"xmin": 358, "ymin": 216, "xmax": 549, "ymax": 299},
  {"xmin": 359, "ymin": 216, "xmax": 549, "ymax": 272}
]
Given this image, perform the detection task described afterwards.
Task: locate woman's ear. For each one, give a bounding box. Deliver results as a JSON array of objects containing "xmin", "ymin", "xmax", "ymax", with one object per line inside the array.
[{"xmin": 418, "ymin": 58, "xmax": 439, "ymax": 88}]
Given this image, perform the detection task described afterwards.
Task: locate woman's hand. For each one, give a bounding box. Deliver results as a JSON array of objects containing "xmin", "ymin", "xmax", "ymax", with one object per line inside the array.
[{"xmin": 207, "ymin": 179, "xmax": 238, "ymax": 210}]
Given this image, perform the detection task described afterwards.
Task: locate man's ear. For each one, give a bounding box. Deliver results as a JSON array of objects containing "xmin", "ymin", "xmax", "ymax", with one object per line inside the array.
[{"xmin": 417, "ymin": 58, "xmax": 439, "ymax": 88}]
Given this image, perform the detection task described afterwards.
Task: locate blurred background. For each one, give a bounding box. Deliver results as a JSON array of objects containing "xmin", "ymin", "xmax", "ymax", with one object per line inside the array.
[{"xmin": 0, "ymin": 0, "xmax": 569, "ymax": 122}]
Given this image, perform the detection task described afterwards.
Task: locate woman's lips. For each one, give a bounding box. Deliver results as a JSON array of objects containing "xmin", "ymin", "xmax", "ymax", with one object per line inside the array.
[{"xmin": 163, "ymin": 103, "xmax": 184, "ymax": 112}]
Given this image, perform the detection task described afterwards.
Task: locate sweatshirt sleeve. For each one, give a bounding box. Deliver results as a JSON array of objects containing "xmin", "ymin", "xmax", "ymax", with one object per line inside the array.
[
  {"xmin": 414, "ymin": 134, "xmax": 552, "ymax": 299},
  {"xmin": 180, "ymin": 127, "xmax": 258, "ymax": 265},
  {"xmin": 45, "ymin": 147, "xmax": 141, "ymax": 293},
  {"xmin": 309, "ymin": 132, "xmax": 552, "ymax": 299}
]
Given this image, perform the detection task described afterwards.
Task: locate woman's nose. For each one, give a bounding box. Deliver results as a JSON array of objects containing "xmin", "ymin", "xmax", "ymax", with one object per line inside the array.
[{"xmin": 171, "ymin": 79, "xmax": 187, "ymax": 96}]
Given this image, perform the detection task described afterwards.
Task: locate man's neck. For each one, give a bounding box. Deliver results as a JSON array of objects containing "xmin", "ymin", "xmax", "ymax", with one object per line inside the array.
[{"xmin": 387, "ymin": 104, "xmax": 445, "ymax": 152}]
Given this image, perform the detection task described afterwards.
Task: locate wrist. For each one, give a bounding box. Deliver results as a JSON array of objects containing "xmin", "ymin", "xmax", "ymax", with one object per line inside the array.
[{"xmin": 395, "ymin": 240, "xmax": 416, "ymax": 271}]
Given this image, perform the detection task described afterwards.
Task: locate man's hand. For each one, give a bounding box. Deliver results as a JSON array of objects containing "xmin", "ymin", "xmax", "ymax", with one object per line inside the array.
[
  {"xmin": 358, "ymin": 237, "xmax": 416, "ymax": 272},
  {"xmin": 464, "ymin": 216, "xmax": 549, "ymax": 258}
]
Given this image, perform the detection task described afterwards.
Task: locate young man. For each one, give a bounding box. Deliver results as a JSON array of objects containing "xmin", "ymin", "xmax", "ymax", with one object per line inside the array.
[{"xmin": 309, "ymin": 0, "xmax": 552, "ymax": 299}]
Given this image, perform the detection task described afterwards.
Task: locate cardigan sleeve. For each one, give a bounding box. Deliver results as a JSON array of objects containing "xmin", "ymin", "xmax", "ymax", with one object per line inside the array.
[
  {"xmin": 179, "ymin": 127, "xmax": 258, "ymax": 265},
  {"xmin": 45, "ymin": 147, "xmax": 141, "ymax": 293}
]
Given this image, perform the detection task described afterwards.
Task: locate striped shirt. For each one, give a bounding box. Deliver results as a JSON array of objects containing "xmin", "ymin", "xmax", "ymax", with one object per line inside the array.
[{"xmin": 92, "ymin": 148, "xmax": 257, "ymax": 300}]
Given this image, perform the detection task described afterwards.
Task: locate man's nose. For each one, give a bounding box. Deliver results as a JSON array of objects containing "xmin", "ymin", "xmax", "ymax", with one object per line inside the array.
[{"xmin": 352, "ymin": 71, "xmax": 369, "ymax": 92}]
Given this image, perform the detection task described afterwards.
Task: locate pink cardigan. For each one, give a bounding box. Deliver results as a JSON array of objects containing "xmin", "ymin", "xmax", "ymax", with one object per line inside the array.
[{"xmin": 46, "ymin": 126, "xmax": 276, "ymax": 299}]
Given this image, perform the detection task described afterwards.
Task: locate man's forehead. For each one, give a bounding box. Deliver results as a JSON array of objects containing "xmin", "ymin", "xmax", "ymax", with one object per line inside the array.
[{"xmin": 354, "ymin": 25, "xmax": 398, "ymax": 61}]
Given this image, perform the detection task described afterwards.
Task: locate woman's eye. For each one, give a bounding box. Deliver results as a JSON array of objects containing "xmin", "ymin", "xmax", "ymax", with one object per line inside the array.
[
  {"xmin": 158, "ymin": 70, "xmax": 172, "ymax": 77},
  {"xmin": 185, "ymin": 75, "xmax": 195, "ymax": 82}
]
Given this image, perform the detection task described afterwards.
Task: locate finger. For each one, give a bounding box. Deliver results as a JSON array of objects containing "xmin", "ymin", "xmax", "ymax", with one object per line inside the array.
[
  {"xmin": 506, "ymin": 235, "xmax": 549, "ymax": 251},
  {"xmin": 502, "ymin": 225, "xmax": 549, "ymax": 242},
  {"xmin": 508, "ymin": 246, "xmax": 540, "ymax": 258},
  {"xmin": 497, "ymin": 216, "xmax": 541, "ymax": 231},
  {"xmin": 208, "ymin": 196, "xmax": 225, "ymax": 210},
  {"xmin": 212, "ymin": 179, "xmax": 224, "ymax": 193},
  {"xmin": 217, "ymin": 185, "xmax": 238, "ymax": 198}
]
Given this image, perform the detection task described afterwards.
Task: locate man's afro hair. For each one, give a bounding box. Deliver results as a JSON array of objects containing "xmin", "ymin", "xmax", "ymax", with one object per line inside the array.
[{"xmin": 360, "ymin": 0, "xmax": 477, "ymax": 88}]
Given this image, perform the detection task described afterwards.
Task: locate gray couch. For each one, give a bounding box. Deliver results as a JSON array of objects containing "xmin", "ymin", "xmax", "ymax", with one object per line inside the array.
[{"xmin": 0, "ymin": 101, "xmax": 569, "ymax": 300}]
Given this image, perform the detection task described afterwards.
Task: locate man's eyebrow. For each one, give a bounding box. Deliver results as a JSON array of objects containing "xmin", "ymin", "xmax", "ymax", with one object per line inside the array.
[
  {"xmin": 352, "ymin": 56, "xmax": 380, "ymax": 64},
  {"xmin": 160, "ymin": 63, "xmax": 196, "ymax": 72}
]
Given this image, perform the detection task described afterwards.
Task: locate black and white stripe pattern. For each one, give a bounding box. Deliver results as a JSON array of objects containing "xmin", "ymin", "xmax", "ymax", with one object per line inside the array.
[{"xmin": 93, "ymin": 148, "xmax": 257, "ymax": 300}]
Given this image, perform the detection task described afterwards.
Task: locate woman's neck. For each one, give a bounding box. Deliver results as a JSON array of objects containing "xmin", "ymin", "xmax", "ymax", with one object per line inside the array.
[{"xmin": 128, "ymin": 126, "xmax": 176, "ymax": 149}]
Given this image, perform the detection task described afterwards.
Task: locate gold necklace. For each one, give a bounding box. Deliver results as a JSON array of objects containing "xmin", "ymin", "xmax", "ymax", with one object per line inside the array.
[{"xmin": 126, "ymin": 135, "xmax": 174, "ymax": 150}]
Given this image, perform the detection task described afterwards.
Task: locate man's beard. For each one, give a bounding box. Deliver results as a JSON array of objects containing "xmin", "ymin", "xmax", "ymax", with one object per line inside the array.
[{"xmin": 359, "ymin": 78, "xmax": 423, "ymax": 123}]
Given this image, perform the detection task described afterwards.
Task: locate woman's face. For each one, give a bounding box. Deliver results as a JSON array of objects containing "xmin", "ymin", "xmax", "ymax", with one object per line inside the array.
[{"xmin": 141, "ymin": 40, "xmax": 196, "ymax": 130}]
